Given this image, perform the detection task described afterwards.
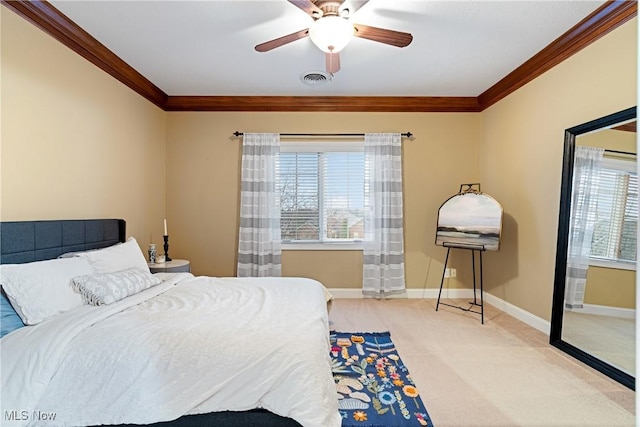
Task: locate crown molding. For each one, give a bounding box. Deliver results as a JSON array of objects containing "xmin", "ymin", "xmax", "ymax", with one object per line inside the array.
[
  {"xmin": 613, "ymin": 121, "xmax": 637, "ymax": 132},
  {"xmin": 2, "ymin": 0, "xmax": 636, "ymax": 113},
  {"xmin": 478, "ymin": 0, "xmax": 637, "ymax": 110},
  {"xmin": 164, "ymin": 96, "xmax": 481, "ymax": 112}
]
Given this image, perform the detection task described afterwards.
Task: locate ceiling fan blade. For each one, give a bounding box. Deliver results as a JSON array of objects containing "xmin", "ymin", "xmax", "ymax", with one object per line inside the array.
[
  {"xmin": 353, "ymin": 23, "xmax": 413, "ymax": 48},
  {"xmin": 340, "ymin": 0, "xmax": 369, "ymax": 17},
  {"xmin": 288, "ymin": 0, "xmax": 323, "ymax": 17},
  {"xmin": 326, "ymin": 52, "xmax": 340, "ymax": 74},
  {"xmin": 255, "ymin": 28, "xmax": 310, "ymax": 52}
]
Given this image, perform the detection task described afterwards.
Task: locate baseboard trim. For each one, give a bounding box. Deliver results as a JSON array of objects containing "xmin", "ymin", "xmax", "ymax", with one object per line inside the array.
[
  {"xmin": 569, "ymin": 303, "xmax": 635, "ymax": 319},
  {"xmin": 328, "ymin": 288, "xmax": 551, "ymax": 335},
  {"xmin": 482, "ymin": 292, "xmax": 550, "ymax": 335},
  {"xmin": 329, "ymin": 288, "xmax": 478, "ymax": 299}
]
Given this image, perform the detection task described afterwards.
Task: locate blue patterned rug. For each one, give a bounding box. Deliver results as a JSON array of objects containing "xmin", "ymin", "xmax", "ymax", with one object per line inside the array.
[{"xmin": 330, "ymin": 331, "xmax": 434, "ymax": 427}]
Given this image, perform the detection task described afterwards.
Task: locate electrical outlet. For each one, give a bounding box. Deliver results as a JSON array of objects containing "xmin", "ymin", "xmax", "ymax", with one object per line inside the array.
[
  {"xmin": 444, "ymin": 268, "xmax": 451, "ymax": 278},
  {"xmin": 450, "ymin": 268, "xmax": 457, "ymax": 278}
]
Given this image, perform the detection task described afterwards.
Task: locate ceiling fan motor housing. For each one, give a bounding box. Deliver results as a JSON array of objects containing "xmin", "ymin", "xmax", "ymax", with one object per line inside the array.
[{"xmin": 312, "ymin": 0, "xmax": 345, "ymax": 18}]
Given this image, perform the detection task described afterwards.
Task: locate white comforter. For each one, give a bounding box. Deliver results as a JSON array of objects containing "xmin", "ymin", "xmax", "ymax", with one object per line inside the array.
[{"xmin": 1, "ymin": 273, "xmax": 341, "ymax": 427}]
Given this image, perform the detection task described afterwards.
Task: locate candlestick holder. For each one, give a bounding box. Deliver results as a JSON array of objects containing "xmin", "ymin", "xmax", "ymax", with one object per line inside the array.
[{"xmin": 163, "ymin": 235, "xmax": 172, "ymax": 261}]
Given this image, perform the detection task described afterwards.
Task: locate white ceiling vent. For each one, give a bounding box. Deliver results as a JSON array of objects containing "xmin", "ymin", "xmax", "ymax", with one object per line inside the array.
[{"xmin": 300, "ymin": 71, "xmax": 331, "ymax": 86}]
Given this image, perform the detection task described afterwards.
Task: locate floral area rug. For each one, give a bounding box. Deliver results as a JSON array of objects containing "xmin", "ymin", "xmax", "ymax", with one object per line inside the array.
[{"xmin": 330, "ymin": 331, "xmax": 433, "ymax": 427}]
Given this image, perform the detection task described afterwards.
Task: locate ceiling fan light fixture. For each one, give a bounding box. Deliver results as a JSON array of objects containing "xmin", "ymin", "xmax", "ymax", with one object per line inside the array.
[{"xmin": 308, "ymin": 16, "xmax": 353, "ymax": 53}]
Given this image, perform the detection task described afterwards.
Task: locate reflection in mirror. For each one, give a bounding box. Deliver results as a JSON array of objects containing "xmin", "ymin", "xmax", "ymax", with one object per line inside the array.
[{"xmin": 551, "ymin": 107, "xmax": 636, "ymax": 390}]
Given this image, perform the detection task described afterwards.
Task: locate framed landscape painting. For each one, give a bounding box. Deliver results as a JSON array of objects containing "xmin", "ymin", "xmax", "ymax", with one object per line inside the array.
[{"xmin": 436, "ymin": 190, "xmax": 503, "ymax": 251}]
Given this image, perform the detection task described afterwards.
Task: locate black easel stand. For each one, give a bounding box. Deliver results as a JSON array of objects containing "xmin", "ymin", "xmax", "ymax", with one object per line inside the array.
[{"xmin": 436, "ymin": 243, "xmax": 485, "ymax": 324}]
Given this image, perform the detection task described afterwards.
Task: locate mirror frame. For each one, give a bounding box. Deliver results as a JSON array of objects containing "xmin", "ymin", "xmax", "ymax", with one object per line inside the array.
[{"xmin": 550, "ymin": 106, "xmax": 637, "ymax": 391}]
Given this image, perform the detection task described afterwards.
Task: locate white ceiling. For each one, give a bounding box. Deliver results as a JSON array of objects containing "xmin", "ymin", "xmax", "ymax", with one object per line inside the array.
[{"xmin": 49, "ymin": 0, "xmax": 605, "ymax": 97}]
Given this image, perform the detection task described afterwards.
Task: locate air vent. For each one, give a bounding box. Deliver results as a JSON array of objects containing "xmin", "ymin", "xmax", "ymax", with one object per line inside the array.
[{"xmin": 300, "ymin": 71, "xmax": 331, "ymax": 86}]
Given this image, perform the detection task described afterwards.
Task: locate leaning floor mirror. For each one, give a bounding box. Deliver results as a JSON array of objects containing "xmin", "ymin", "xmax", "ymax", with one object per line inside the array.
[{"xmin": 551, "ymin": 106, "xmax": 636, "ymax": 390}]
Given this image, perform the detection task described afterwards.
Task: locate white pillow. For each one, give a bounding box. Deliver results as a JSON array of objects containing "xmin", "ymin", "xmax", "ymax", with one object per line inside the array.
[
  {"xmin": 71, "ymin": 268, "xmax": 161, "ymax": 305},
  {"xmin": 0, "ymin": 257, "xmax": 93, "ymax": 325},
  {"xmin": 77, "ymin": 237, "xmax": 150, "ymax": 274}
]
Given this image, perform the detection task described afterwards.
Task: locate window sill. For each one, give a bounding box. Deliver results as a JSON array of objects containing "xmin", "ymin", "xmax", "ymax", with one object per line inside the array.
[
  {"xmin": 589, "ymin": 258, "xmax": 636, "ymax": 271},
  {"xmin": 282, "ymin": 242, "xmax": 363, "ymax": 251}
]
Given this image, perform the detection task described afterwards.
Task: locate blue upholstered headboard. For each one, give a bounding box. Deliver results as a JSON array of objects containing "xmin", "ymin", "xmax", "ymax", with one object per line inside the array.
[{"xmin": 0, "ymin": 219, "xmax": 126, "ymax": 264}]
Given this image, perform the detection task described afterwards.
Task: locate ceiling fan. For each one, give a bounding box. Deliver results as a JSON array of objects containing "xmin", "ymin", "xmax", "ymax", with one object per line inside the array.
[{"xmin": 255, "ymin": 0, "xmax": 413, "ymax": 74}]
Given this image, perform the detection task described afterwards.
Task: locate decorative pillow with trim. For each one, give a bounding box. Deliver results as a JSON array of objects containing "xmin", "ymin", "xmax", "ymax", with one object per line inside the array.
[{"xmin": 72, "ymin": 268, "xmax": 161, "ymax": 306}]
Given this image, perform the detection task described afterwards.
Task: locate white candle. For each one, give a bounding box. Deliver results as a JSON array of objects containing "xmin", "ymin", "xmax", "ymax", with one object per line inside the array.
[{"xmin": 164, "ymin": 219, "xmax": 167, "ymax": 236}]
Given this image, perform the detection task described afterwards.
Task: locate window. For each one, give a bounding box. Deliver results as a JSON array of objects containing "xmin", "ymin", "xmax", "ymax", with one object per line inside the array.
[
  {"xmin": 278, "ymin": 141, "xmax": 365, "ymax": 248},
  {"xmin": 589, "ymin": 157, "xmax": 637, "ymax": 269}
]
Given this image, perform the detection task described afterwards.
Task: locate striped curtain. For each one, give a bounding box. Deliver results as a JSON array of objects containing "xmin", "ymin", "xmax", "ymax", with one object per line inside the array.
[
  {"xmin": 363, "ymin": 133, "xmax": 406, "ymax": 297},
  {"xmin": 237, "ymin": 133, "xmax": 282, "ymax": 277},
  {"xmin": 565, "ymin": 146, "xmax": 603, "ymax": 308}
]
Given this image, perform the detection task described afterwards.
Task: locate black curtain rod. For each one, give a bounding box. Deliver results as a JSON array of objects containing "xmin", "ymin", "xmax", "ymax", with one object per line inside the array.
[
  {"xmin": 605, "ymin": 149, "xmax": 636, "ymax": 156},
  {"xmin": 232, "ymin": 131, "xmax": 413, "ymax": 138}
]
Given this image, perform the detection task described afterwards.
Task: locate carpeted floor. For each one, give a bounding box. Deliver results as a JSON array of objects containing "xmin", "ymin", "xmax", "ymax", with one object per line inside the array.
[
  {"xmin": 562, "ymin": 310, "xmax": 635, "ymax": 376},
  {"xmin": 328, "ymin": 298, "xmax": 635, "ymax": 427}
]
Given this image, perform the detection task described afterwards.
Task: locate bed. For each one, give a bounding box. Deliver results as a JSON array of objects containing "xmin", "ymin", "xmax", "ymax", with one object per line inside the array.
[{"xmin": 0, "ymin": 219, "xmax": 340, "ymax": 427}]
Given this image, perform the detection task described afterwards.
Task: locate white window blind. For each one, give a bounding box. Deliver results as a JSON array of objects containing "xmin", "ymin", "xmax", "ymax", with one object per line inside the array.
[
  {"xmin": 590, "ymin": 157, "xmax": 637, "ymax": 266},
  {"xmin": 278, "ymin": 141, "xmax": 365, "ymax": 245}
]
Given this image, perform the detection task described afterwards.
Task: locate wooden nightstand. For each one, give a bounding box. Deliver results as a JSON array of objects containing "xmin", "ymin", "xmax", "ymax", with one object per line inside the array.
[{"xmin": 148, "ymin": 259, "xmax": 191, "ymax": 273}]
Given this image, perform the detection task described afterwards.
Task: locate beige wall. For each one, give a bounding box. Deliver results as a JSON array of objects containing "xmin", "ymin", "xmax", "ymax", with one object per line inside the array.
[
  {"xmin": 1, "ymin": 8, "xmax": 167, "ymax": 243},
  {"xmin": 165, "ymin": 112, "xmax": 481, "ymax": 288},
  {"xmin": 585, "ymin": 266, "xmax": 635, "ymax": 309},
  {"xmin": 479, "ymin": 18, "xmax": 637, "ymax": 320},
  {"xmin": 579, "ymin": 127, "xmax": 636, "ymax": 153}
]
